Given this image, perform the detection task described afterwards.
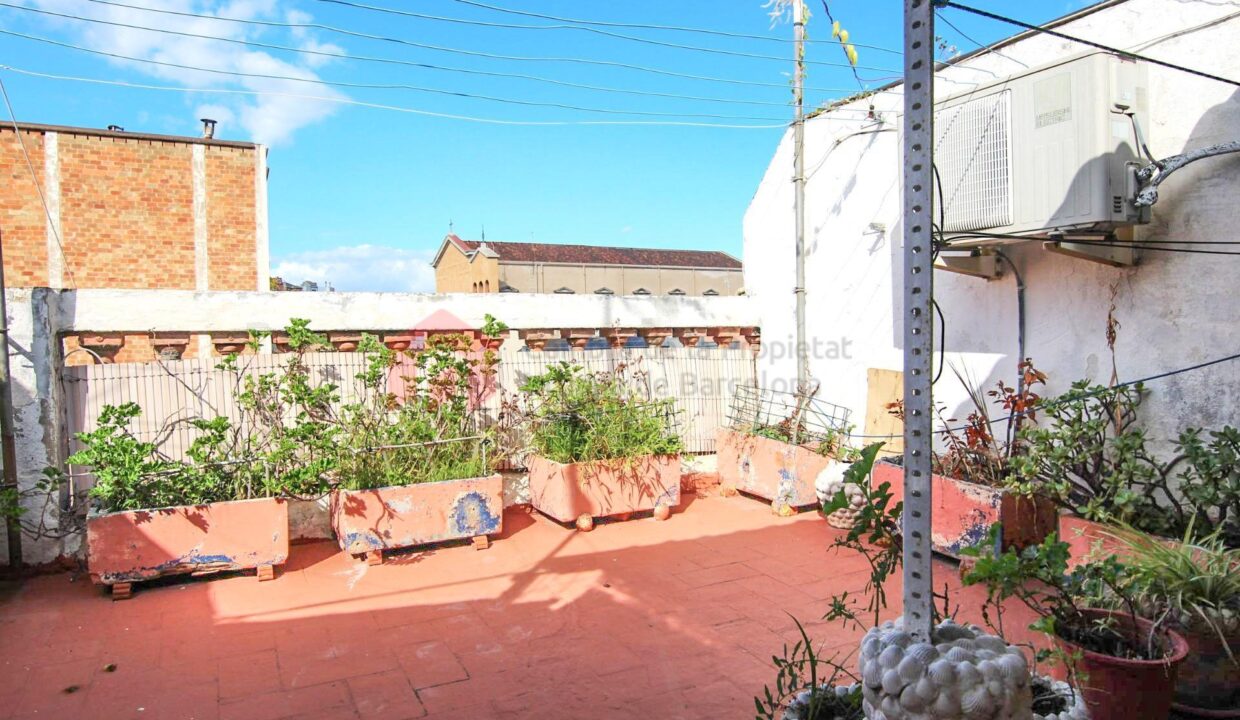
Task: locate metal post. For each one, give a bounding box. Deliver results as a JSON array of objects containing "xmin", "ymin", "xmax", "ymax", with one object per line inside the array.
[
  {"xmin": 0, "ymin": 232, "xmax": 22, "ymax": 571},
  {"xmin": 902, "ymin": 0, "xmax": 935, "ymax": 642},
  {"xmin": 792, "ymin": 0, "xmax": 809, "ymax": 396}
]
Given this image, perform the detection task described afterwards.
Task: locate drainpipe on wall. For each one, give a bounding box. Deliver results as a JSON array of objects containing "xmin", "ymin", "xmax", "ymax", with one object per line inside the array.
[{"xmin": 0, "ymin": 231, "xmax": 23, "ymax": 572}]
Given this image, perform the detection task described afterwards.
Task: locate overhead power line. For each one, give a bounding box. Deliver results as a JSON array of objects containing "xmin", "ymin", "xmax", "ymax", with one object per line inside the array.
[
  {"xmin": 0, "ymin": 30, "xmax": 795, "ymax": 122},
  {"xmin": 14, "ymin": 1, "xmax": 886, "ymax": 99},
  {"xmin": 445, "ymin": 0, "xmax": 904, "ymax": 55},
  {"xmin": 314, "ymin": 0, "xmax": 903, "ymax": 73},
  {"xmin": 935, "ymin": 0, "xmax": 1240, "ymax": 88},
  {"xmin": 0, "ymin": 65, "xmax": 798, "ymax": 129}
]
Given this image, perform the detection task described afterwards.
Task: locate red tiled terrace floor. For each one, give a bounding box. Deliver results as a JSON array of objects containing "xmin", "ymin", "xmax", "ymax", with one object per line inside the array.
[{"xmin": 0, "ymin": 495, "xmax": 1034, "ymax": 720}]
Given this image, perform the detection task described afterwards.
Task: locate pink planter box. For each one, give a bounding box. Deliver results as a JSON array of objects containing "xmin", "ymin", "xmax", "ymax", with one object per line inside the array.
[
  {"xmin": 330, "ymin": 474, "xmax": 504, "ymax": 556},
  {"xmin": 872, "ymin": 461, "xmax": 1056, "ymax": 559},
  {"xmin": 526, "ymin": 454, "xmax": 681, "ymax": 524},
  {"xmin": 1058, "ymin": 513, "xmax": 1177, "ymax": 570},
  {"xmin": 86, "ymin": 496, "xmax": 289, "ymax": 587},
  {"xmin": 716, "ymin": 427, "xmax": 831, "ymax": 510}
]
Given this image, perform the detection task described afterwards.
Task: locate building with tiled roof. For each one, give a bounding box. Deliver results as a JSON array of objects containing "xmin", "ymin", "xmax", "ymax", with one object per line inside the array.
[{"xmin": 431, "ymin": 234, "xmax": 743, "ymax": 296}]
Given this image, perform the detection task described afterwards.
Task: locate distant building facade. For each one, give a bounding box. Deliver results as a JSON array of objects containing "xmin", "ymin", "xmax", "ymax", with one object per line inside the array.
[
  {"xmin": 0, "ymin": 121, "xmax": 268, "ymax": 291},
  {"xmin": 431, "ymin": 234, "xmax": 743, "ymax": 296}
]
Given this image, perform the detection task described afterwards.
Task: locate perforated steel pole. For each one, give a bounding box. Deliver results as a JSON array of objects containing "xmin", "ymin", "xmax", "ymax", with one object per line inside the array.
[
  {"xmin": 901, "ymin": 0, "xmax": 935, "ymax": 643},
  {"xmin": 792, "ymin": 0, "xmax": 809, "ymax": 396}
]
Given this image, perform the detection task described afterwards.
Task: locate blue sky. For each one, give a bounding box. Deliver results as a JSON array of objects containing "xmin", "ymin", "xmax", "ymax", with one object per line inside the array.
[{"xmin": 0, "ymin": 0, "xmax": 1077, "ymax": 291}]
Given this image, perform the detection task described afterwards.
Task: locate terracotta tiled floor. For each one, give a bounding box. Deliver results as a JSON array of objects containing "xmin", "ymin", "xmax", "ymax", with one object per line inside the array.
[{"xmin": 0, "ymin": 495, "xmax": 1033, "ymax": 720}]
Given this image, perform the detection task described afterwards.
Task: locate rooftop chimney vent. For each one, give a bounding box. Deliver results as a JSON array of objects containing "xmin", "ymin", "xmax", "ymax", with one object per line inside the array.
[{"xmin": 200, "ymin": 118, "xmax": 217, "ymax": 139}]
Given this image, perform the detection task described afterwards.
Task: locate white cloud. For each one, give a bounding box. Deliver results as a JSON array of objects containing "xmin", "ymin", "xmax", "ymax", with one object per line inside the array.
[
  {"xmin": 24, "ymin": 0, "xmax": 344, "ymax": 145},
  {"xmin": 272, "ymin": 245, "xmax": 437, "ymax": 293}
]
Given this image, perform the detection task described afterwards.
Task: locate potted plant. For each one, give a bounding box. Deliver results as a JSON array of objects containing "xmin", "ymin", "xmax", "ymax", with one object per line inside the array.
[
  {"xmin": 521, "ymin": 362, "xmax": 682, "ymax": 530},
  {"xmin": 718, "ymin": 385, "xmax": 852, "ymax": 516},
  {"xmin": 330, "ymin": 333, "xmax": 504, "ymax": 563},
  {"xmin": 1008, "ymin": 379, "xmax": 1239, "ymax": 566},
  {"xmin": 962, "ymin": 532, "xmax": 1190, "ymax": 720},
  {"xmin": 1112, "ymin": 526, "xmax": 1240, "ymax": 717},
  {"xmin": 873, "ymin": 361, "xmax": 1057, "ymax": 559},
  {"xmin": 72, "ymin": 403, "xmax": 289, "ymax": 599}
]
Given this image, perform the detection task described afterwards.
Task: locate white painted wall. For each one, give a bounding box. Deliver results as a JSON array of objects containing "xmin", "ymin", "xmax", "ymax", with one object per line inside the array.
[
  {"xmin": 54, "ymin": 289, "xmax": 758, "ymax": 333},
  {"xmin": 744, "ymin": 0, "xmax": 1240, "ymax": 451}
]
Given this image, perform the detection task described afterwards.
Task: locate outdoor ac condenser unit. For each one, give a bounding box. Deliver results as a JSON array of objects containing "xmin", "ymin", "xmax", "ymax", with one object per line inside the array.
[{"xmin": 933, "ymin": 51, "xmax": 1150, "ymax": 240}]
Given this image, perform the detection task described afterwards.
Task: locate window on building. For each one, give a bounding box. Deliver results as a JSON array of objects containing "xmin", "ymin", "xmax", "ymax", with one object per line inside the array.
[
  {"xmin": 668, "ymin": 288, "xmax": 686, "ymax": 296},
  {"xmin": 554, "ymin": 287, "xmax": 575, "ymax": 294},
  {"xmin": 703, "ymin": 289, "xmax": 719, "ymax": 296},
  {"xmin": 632, "ymin": 288, "xmax": 651, "ymax": 296},
  {"xmin": 485, "ymin": 280, "xmax": 491, "ymax": 292},
  {"xmin": 594, "ymin": 287, "xmax": 614, "ymax": 295}
]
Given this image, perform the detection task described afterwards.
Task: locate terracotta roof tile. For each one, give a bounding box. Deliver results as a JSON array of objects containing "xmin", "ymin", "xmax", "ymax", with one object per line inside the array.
[{"xmin": 445, "ymin": 235, "xmax": 741, "ymax": 269}]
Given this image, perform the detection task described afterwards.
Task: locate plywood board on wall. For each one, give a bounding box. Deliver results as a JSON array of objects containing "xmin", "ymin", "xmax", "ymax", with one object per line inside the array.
[{"xmin": 865, "ymin": 368, "xmax": 903, "ymax": 456}]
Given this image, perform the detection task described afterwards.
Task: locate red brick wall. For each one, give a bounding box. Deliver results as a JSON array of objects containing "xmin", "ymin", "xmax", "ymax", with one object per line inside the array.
[
  {"xmin": 206, "ymin": 146, "xmax": 257, "ymax": 291},
  {"xmin": 0, "ymin": 127, "xmax": 259, "ymax": 291},
  {"xmin": 0, "ymin": 129, "xmax": 49, "ymax": 286}
]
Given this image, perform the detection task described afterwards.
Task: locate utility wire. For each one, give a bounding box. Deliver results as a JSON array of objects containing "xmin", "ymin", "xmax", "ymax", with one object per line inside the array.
[
  {"xmin": 849, "ymin": 348, "xmax": 1240, "ymax": 441},
  {"xmin": 935, "ymin": 11, "xmax": 1028, "ymax": 69},
  {"xmin": 314, "ymin": 0, "xmax": 903, "ymax": 72},
  {"xmin": 0, "ymin": 65, "xmax": 796, "ymax": 129},
  {"xmin": 11, "ymin": 1, "xmax": 885, "ymax": 98},
  {"xmin": 0, "ymin": 30, "xmax": 792, "ymax": 122},
  {"xmin": 449, "ymin": 0, "xmax": 903, "ymax": 51},
  {"xmin": 0, "ymin": 76, "xmax": 74, "ymax": 287},
  {"xmin": 935, "ymin": 0, "xmax": 1240, "ymax": 88}
]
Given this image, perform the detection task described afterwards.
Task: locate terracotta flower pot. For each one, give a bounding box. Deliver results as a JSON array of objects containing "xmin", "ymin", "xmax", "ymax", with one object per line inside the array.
[
  {"xmin": 1170, "ymin": 620, "xmax": 1240, "ymax": 717},
  {"xmin": 86, "ymin": 496, "xmax": 289, "ymax": 597},
  {"xmin": 715, "ymin": 427, "xmax": 833, "ymax": 513},
  {"xmin": 872, "ymin": 460, "xmax": 1056, "ymax": 559},
  {"xmin": 526, "ymin": 454, "xmax": 680, "ymax": 528},
  {"xmin": 331, "ymin": 474, "xmax": 504, "ymax": 561},
  {"xmin": 1054, "ymin": 608, "xmax": 1189, "ymax": 720}
]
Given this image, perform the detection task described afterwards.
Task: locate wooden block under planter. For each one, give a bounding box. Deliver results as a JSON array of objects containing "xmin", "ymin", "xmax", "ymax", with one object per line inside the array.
[
  {"xmin": 871, "ymin": 460, "xmax": 1056, "ymax": 560},
  {"xmin": 330, "ymin": 474, "xmax": 504, "ymax": 560},
  {"xmin": 86, "ymin": 497, "xmax": 289, "ymax": 590},
  {"xmin": 526, "ymin": 454, "xmax": 681, "ymax": 526},
  {"xmin": 715, "ymin": 427, "xmax": 834, "ymax": 512}
]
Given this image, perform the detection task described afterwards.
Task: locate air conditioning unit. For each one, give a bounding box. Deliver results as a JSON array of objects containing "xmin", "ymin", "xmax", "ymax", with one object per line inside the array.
[{"xmin": 933, "ymin": 51, "xmax": 1150, "ymax": 241}]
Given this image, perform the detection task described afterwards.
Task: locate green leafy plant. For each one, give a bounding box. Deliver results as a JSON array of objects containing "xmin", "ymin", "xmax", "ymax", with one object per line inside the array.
[
  {"xmin": 1168, "ymin": 427, "xmax": 1240, "ymax": 546},
  {"xmin": 754, "ymin": 617, "xmax": 863, "ymax": 720},
  {"xmin": 480, "ymin": 313, "xmax": 509, "ymax": 339},
  {"xmin": 333, "ymin": 332, "xmax": 492, "ymax": 490},
  {"xmin": 521, "ymin": 361, "xmax": 681, "ymax": 464},
  {"xmin": 962, "ymin": 529, "xmax": 1169, "ymax": 662}
]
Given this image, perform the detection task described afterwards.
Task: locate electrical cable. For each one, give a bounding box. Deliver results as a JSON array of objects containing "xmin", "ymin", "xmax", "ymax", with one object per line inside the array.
[
  {"xmin": 0, "ymin": 75, "xmax": 74, "ymax": 287},
  {"xmin": 935, "ymin": 11, "xmax": 1029, "ymax": 69},
  {"xmin": 314, "ymin": 0, "xmax": 904, "ymax": 73},
  {"xmin": 0, "ymin": 30, "xmax": 792, "ymax": 122},
  {"xmin": 448, "ymin": 0, "xmax": 902, "ymax": 52},
  {"xmin": 931, "ymin": 299, "xmax": 946, "ymax": 385},
  {"xmin": 941, "ymin": 233, "xmax": 1240, "ymax": 255},
  {"xmin": 0, "ymin": 65, "xmax": 792, "ymax": 129},
  {"xmin": 848, "ymin": 348, "xmax": 1240, "ymax": 441},
  {"xmin": 2, "ymin": 1, "xmax": 891, "ymax": 98},
  {"xmin": 935, "ymin": 0, "xmax": 1240, "ymax": 88}
]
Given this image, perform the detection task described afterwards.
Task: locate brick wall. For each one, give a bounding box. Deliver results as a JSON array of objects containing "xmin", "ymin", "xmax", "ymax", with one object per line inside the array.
[
  {"xmin": 0, "ymin": 129, "xmax": 49, "ymax": 286},
  {"xmin": 0, "ymin": 124, "xmax": 264, "ymax": 291}
]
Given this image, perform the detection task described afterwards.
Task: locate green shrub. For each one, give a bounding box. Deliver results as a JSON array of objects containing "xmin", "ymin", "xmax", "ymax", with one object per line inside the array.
[{"xmin": 521, "ymin": 362, "xmax": 681, "ymax": 464}]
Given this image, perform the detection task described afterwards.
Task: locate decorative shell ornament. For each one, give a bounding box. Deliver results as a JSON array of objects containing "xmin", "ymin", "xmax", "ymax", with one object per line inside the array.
[
  {"xmin": 781, "ymin": 682, "xmax": 861, "ymax": 720},
  {"xmin": 815, "ymin": 460, "xmax": 867, "ymax": 530},
  {"xmin": 858, "ymin": 619, "xmax": 1033, "ymax": 720}
]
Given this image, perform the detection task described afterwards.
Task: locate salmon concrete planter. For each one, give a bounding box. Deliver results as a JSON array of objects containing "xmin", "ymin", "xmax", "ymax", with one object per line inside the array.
[
  {"xmin": 526, "ymin": 454, "xmax": 680, "ymax": 528},
  {"xmin": 1054, "ymin": 609, "xmax": 1189, "ymax": 720},
  {"xmin": 872, "ymin": 460, "xmax": 1056, "ymax": 559},
  {"xmin": 715, "ymin": 427, "xmax": 832, "ymax": 514},
  {"xmin": 331, "ymin": 474, "xmax": 503, "ymax": 563},
  {"xmin": 86, "ymin": 496, "xmax": 289, "ymax": 599},
  {"xmin": 1058, "ymin": 513, "xmax": 1180, "ymax": 569}
]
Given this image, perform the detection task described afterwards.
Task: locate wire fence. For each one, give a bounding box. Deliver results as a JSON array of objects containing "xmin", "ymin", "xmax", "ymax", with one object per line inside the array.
[{"xmin": 725, "ymin": 384, "xmax": 852, "ymax": 447}]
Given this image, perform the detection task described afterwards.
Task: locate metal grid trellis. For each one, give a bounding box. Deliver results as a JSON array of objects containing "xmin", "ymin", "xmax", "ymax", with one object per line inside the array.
[{"xmin": 725, "ymin": 384, "xmax": 852, "ymax": 447}]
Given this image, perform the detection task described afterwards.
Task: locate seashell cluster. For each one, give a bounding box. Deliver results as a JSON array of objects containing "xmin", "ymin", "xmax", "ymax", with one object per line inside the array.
[
  {"xmin": 1031, "ymin": 677, "xmax": 1089, "ymax": 720},
  {"xmin": 782, "ymin": 682, "xmax": 861, "ymax": 720},
  {"xmin": 815, "ymin": 461, "xmax": 867, "ymax": 529},
  {"xmin": 857, "ymin": 619, "xmax": 1033, "ymax": 720}
]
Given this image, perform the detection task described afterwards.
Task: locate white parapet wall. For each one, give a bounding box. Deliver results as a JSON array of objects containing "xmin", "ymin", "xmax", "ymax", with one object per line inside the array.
[{"xmin": 53, "ymin": 289, "xmax": 758, "ymax": 333}]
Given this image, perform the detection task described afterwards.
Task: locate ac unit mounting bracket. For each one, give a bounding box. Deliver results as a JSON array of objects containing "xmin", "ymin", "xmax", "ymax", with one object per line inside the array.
[
  {"xmin": 934, "ymin": 250, "xmax": 1003, "ymax": 280},
  {"xmin": 1042, "ymin": 238, "xmax": 1138, "ymax": 267}
]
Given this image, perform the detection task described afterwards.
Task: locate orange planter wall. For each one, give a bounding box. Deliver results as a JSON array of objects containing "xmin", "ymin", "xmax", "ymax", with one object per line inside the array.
[
  {"xmin": 526, "ymin": 454, "xmax": 681, "ymax": 523},
  {"xmin": 715, "ymin": 427, "xmax": 831, "ymax": 508},
  {"xmin": 331, "ymin": 474, "xmax": 504, "ymax": 555},
  {"xmin": 872, "ymin": 461, "xmax": 1055, "ymax": 559},
  {"xmin": 86, "ymin": 497, "xmax": 289, "ymax": 585}
]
